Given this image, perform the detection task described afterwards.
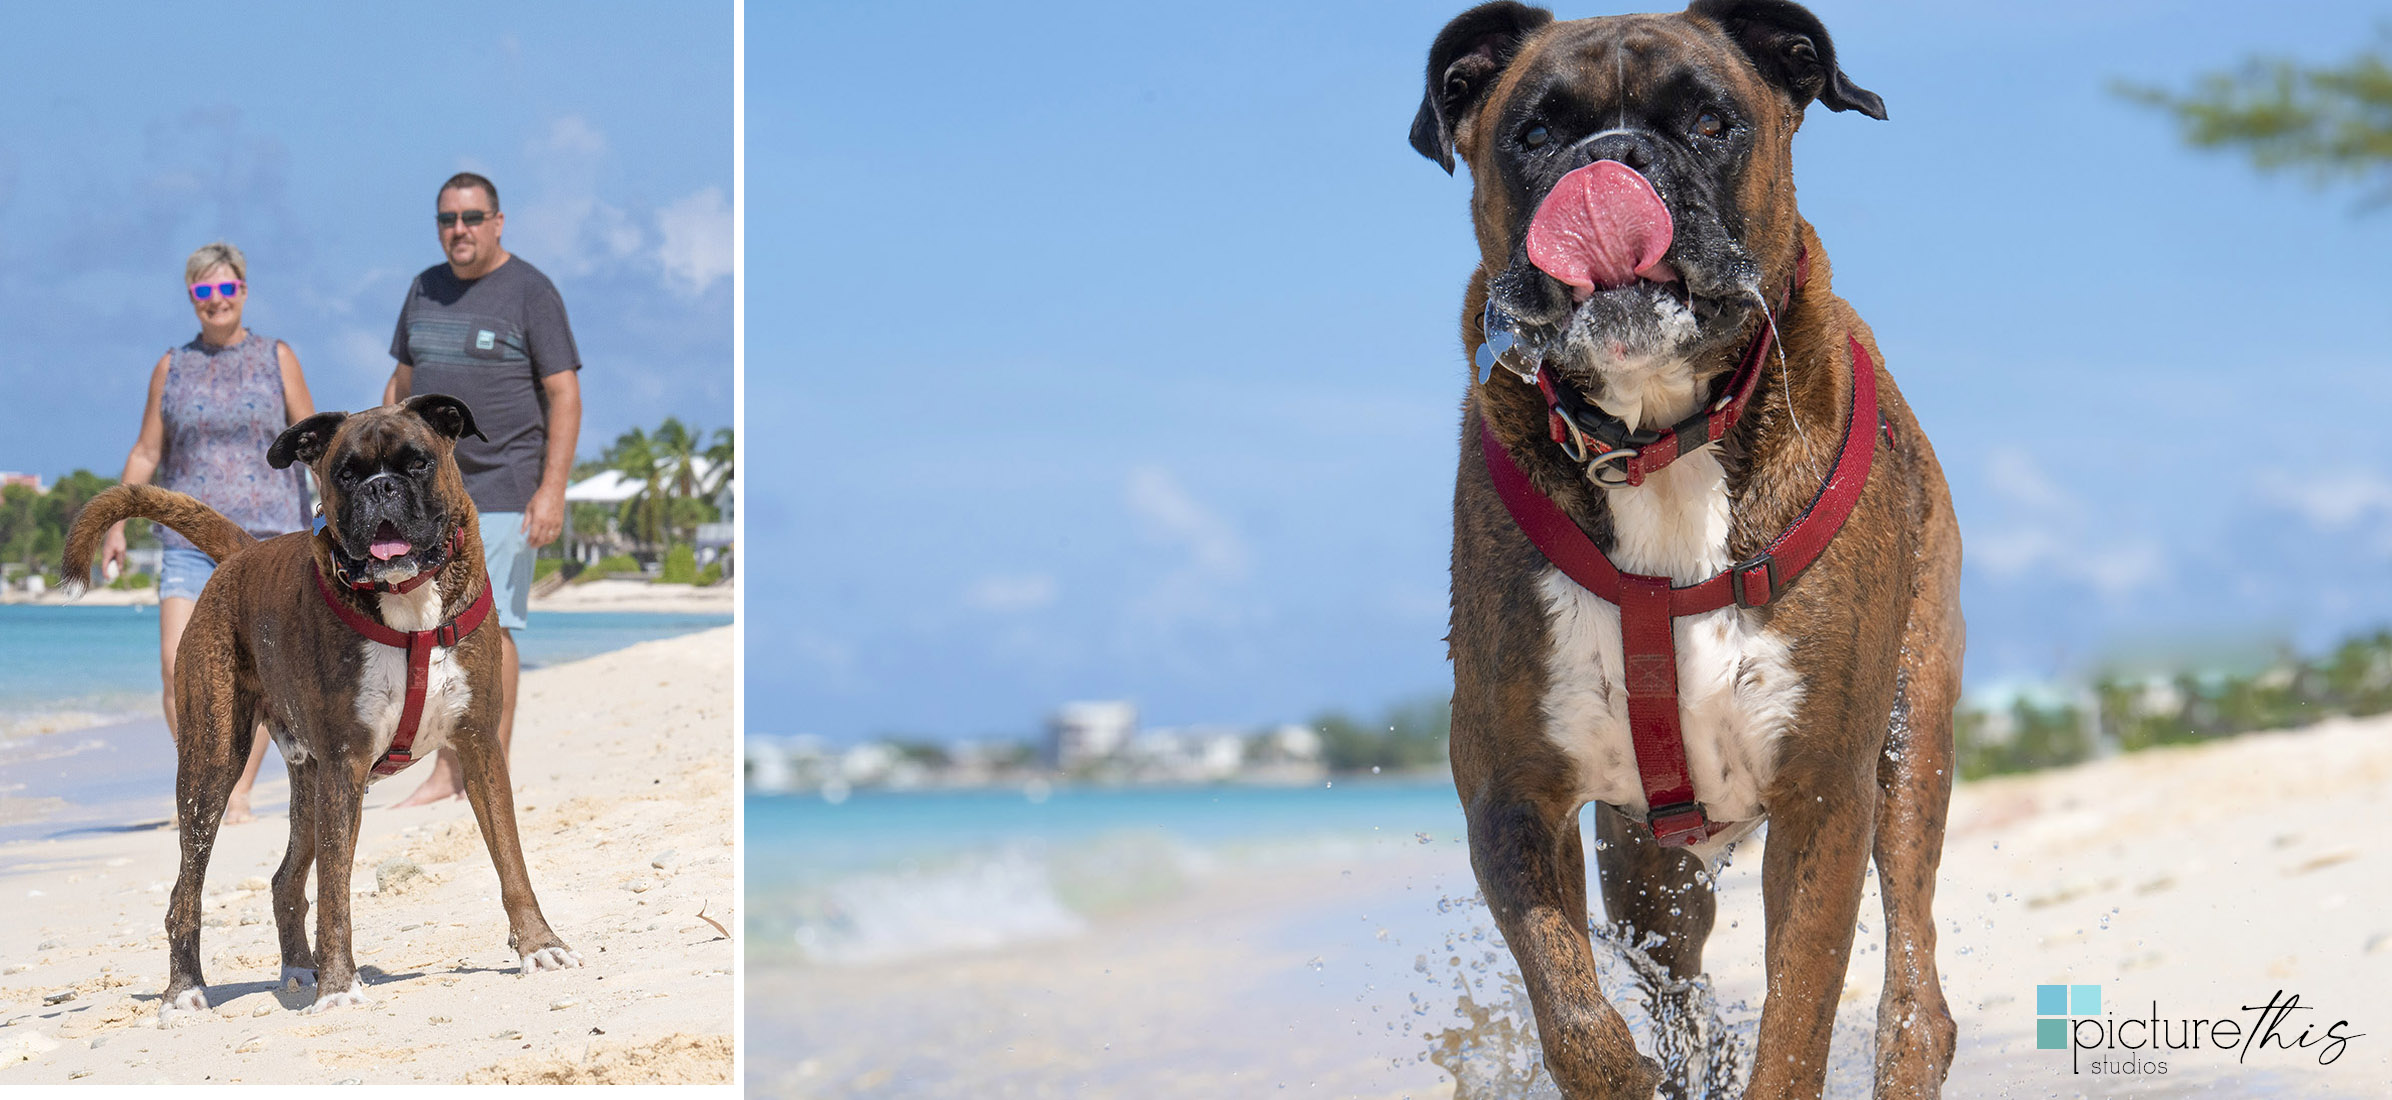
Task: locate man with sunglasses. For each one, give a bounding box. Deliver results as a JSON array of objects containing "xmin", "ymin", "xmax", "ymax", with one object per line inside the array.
[{"xmin": 381, "ymin": 171, "xmax": 583, "ymax": 808}]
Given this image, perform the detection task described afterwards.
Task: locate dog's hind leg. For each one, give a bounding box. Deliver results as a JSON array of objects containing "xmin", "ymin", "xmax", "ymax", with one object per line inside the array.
[
  {"xmin": 1593, "ymin": 803, "xmax": 1718, "ymax": 1100},
  {"xmin": 271, "ymin": 755, "xmax": 320, "ymax": 992},
  {"xmin": 160, "ymin": 677, "xmax": 253, "ymax": 1019},
  {"xmin": 451, "ymin": 708, "xmax": 581, "ymax": 974}
]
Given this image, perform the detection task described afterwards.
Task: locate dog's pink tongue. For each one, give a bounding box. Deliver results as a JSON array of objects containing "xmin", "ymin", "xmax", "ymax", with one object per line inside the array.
[
  {"xmin": 1525, "ymin": 160, "xmax": 1675, "ymax": 299},
  {"xmin": 369, "ymin": 538, "xmax": 412, "ymax": 561}
]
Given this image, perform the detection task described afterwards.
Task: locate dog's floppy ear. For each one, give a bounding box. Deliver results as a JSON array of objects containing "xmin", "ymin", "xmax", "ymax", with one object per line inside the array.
[
  {"xmin": 1687, "ymin": 0, "xmax": 1885, "ymax": 120},
  {"xmin": 268, "ymin": 412, "xmax": 348, "ymax": 470},
  {"xmin": 402, "ymin": 393, "xmax": 487, "ymax": 443},
  {"xmin": 1411, "ymin": 2, "xmax": 1554, "ymax": 174}
]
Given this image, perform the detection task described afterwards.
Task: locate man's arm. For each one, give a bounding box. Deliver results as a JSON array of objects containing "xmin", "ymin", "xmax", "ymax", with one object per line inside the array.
[
  {"xmin": 382, "ymin": 362, "xmax": 413, "ymax": 406},
  {"xmin": 523, "ymin": 370, "xmax": 581, "ymax": 547}
]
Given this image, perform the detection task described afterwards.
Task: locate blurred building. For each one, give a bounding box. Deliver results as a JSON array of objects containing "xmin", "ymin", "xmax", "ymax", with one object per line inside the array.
[{"xmin": 1049, "ymin": 700, "xmax": 1137, "ymax": 769}]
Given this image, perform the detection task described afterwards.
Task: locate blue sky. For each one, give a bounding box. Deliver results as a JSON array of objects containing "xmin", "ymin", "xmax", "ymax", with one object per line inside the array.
[
  {"xmin": 756, "ymin": 0, "xmax": 2392, "ymax": 744},
  {"xmin": 0, "ymin": 2, "xmax": 732, "ymax": 481}
]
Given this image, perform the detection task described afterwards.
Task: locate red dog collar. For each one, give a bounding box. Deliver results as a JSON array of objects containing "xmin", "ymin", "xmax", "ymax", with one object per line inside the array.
[
  {"xmin": 312, "ymin": 564, "xmax": 495, "ymax": 777},
  {"xmin": 1479, "ymin": 332, "xmax": 1880, "ymax": 847}
]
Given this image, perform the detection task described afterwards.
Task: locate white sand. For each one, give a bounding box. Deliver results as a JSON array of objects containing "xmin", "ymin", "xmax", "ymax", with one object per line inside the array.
[
  {"xmin": 5, "ymin": 587, "xmax": 156, "ymax": 607},
  {"xmin": 751, "ymin": 716, "xmax": 2392, "ymax": 1098},
  {"xmin": 533, "ymin": 578, "xmax": 734, "ymax": 615},
  {"xmin": 0, "ymin": 627, "xmax": 735, "ymax": 1085}
]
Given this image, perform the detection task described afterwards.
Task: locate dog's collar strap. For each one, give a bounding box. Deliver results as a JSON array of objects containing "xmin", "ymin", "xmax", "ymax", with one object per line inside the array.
[
  {"xmin": 311, "ymin": 565, "xmax": 496, "ymax": 778},
  {"xmin": 322, "ymin": 527, "xmax": 466, "ymax": 594},
  {"xmin": 1490, "ymin": 248, "xmax": 1808, "ymax": 488},
  {"xmin": 1478, "ymin": 334, "xmax": 1880, "ymax": 848}
]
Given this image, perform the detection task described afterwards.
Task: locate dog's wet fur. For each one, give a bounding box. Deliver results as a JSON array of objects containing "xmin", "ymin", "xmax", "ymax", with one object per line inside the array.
[{"xmin": 1418, "ymin": 3, "xmax": 1964, "ymax": 1096}]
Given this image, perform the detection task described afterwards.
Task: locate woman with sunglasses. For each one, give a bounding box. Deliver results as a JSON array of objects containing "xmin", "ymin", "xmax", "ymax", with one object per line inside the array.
[{"xmin": 100, "ymin": 240, "xmax": 317, "ymax": 825}]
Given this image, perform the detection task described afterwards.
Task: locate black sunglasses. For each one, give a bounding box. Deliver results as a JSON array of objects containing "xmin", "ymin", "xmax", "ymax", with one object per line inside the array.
[{"xmin": 436, "ymin": 210, "xmax": 495, "ymax": 229}]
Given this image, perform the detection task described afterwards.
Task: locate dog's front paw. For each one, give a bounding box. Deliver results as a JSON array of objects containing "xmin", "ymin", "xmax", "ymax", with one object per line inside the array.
[
  {"xmin": 280, "ymin": 966, "xmax": 317, "ymax": 991},
  {"xmin": 304, "ymin": 981, "xmax": 371, "ymax": 1014},
  {"xmin": 157, "ymin": 986, "xmax": 209, "ymax": 1023},
  {"xmin": 517, "ymin": 946, "xmax": 584, "ymax": 975}
]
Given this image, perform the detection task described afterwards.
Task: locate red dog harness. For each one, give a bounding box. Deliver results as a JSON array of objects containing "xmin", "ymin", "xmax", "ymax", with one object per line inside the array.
[
  {"xmin": 1479, "ymin": 332, "xmax": 1881, "ymax": 847},
  {"xmin": 312, "ymin": 559, "xmax": 495, "ymax": 777}
]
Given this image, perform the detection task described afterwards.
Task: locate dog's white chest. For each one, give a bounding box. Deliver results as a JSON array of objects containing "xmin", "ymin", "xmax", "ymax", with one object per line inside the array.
[
  {"xmin": 353, "ymin": 585, "xmax": 472, "ymax": 778},
  {"xmin": 1534, "ymin": 445, "xmax": 1803, "ymax": 857}
]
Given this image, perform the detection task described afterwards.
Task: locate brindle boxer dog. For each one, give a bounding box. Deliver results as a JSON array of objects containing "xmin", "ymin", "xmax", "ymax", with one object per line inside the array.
[
  {"xmin": 64, "ymin": 395, "xmax": 581, "ymax": 1019},
  {"xmin": 1412, "ymin": 2, "xmax": 1962, "ymax": 1096}
]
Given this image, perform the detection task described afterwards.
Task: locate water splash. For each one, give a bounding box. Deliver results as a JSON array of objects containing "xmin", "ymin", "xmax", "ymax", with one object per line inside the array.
[{"xmin": 1414, "ymin": 898, "xmax": 1758, "ymax": 1099}]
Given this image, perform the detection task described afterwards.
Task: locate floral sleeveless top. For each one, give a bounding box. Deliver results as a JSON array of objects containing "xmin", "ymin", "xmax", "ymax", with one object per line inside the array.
[{"xmin": 154, "ymin": 331, "xmax": 308, "ymax": 551}]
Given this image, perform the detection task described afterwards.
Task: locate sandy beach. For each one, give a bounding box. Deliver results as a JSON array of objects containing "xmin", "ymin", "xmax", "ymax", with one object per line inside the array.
[
  {"xmin": 0, "ymin": 626, "xmax": 735, "ymax": 1085},
  {"xmin": 751, "ymin": 716, "xmax": 2392, "ymax": 1098},
  {"xmin": 532, "ymin": 578, "xmax": 734, "ymax": 615}
]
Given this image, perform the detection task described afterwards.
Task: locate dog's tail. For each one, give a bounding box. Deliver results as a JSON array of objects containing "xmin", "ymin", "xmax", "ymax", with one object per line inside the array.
[{"xmin": 62, "ymin": 485, "xmax": 259, "ymax": 592}]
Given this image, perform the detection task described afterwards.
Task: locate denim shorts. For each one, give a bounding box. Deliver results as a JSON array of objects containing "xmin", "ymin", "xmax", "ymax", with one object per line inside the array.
[{"xmin": 158, "ymin": 546, "xmax": 218, "ymax": 602}]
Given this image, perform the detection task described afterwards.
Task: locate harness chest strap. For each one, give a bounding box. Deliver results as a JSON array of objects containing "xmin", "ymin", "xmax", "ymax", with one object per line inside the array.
[
  {"xmin": 1479, "ymin": 335, "xmax": 1881, "ymax": 847},
  {"xmin": 311, "ymin": 565, "xmax": 496, "ymax": 777}
]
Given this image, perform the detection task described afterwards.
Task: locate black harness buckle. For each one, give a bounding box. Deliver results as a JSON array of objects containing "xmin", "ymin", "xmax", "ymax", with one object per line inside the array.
[{"xmin": 1731, "ymin": 553, "xmax": 1780, "ymax": 609}]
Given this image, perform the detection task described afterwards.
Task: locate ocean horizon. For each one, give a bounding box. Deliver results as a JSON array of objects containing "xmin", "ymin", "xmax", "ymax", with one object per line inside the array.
[{"xmin": 0, "ymin": 603, "xmax": 731, "ymax": 735}]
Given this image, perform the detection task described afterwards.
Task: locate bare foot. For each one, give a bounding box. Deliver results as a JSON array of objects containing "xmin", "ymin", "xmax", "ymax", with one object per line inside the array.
[
  {"xmin": 388, "ymin": 776, "xmax": 463, "ymax": 808},
  {"xmin": 223, "ymin": 798, "xmax": 256, "ymax": 825}
]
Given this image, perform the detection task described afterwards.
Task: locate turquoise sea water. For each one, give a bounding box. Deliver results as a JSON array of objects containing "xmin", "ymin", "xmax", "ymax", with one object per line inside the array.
[
  {"xmin": 0, "ymin": 603, "xmax": 730, "ymax": 729},
  {"xmin": 0, "ymin": 604, "xmax": 728, "ymax": 843},
  {"xmin": 745, "ymin": 777, "xmax": 1469, "ymax": 965}
]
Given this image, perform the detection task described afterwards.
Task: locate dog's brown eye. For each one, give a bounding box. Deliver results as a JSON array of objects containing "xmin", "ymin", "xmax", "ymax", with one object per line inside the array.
[
  {"xmin": 1694, "ymin": 112, "xmax": 1725, "ymax": 138},
  {"xmin": 1522, "ymin": 125, "xmax": 1550, "ymax": 148}
]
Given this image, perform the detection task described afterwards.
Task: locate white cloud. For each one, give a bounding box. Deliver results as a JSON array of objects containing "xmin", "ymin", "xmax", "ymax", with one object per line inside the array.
[
  {"xmin": 1124, "ymin": 465, "xmax": 1252, "ymax": 627},
  {"xmin": 1126, "ymin": 466, "xmax": 1248, "ymax": 577},
  {"xmin": 1986, "ymin": 447, "xmax": 2075, "ymax": 514},
  {"xmin": 2256, "ymin": 469, "xmax": 2392, "ymax": 531},
  {"xmin": 655, "ymin": 186, "xmax": 731, "ymax": 296},
  {"xmin": 508, "ymin": 116, "xmax": 644, "ymax": 279},
  {"xmin": 1972, "ymin": 446, "xmax": 2165, "ymax": 601},
  {"xmin": 966, "ymin": 573, "xmax": 1058, "ymax": 613}
]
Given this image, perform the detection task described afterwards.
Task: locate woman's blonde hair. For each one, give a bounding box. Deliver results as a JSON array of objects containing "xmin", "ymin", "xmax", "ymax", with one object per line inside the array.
[{"xmin": 183, "ymin": 241, "xmax": 247, "ymax": 285}]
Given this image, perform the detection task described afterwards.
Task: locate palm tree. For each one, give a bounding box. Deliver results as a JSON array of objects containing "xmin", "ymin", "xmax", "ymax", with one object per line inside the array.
[
  {"xmin": 651, "ymin": 419, "xmax": 703, "ymax": 546},
  {"xmin": 701, "ymin": 427, "xmax": 734, "ymax": 501},
  {"xmin": 608, "ymin": 427, "xmax": 667, "ymax": 551}
]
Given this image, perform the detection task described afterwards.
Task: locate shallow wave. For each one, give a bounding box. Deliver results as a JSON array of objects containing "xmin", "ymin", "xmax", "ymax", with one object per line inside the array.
[
  {"xmin": 0, "ymin": 703, "xmax": 152, "ymax": 747},
  {"xmin": 753, "ymin": 828, "xmax": 1398, "ymax": 967},
  {"xmin": 772, "ymin": 848, "xmax": 1095, "ymax": 966}
]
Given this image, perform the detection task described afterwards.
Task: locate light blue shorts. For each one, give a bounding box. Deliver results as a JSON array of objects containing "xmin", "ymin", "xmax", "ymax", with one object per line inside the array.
[
  {"xmin": 158, "ymin": 546, "xmax": 217, "ymax": 602},
  {"xmin": 479, "ymin": 512, "xmax": 533, "ymax": 631}
]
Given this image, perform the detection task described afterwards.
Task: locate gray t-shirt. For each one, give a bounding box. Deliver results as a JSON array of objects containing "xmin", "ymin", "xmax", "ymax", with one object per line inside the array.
[{"xmin": 389, "ymin": 257, "xmax": 581, "ymax": 512}]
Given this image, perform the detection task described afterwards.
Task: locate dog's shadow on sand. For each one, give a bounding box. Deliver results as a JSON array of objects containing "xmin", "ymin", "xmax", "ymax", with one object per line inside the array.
[{"xmin": 128, "ymin": 965, "xmax": 437, "ymax": 1014}]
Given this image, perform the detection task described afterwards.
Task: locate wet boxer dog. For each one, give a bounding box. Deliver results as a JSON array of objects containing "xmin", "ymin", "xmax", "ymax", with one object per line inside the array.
[
  {"xmin": 64, "ymin": 395, "xmax": 581, "ymax": 1019},
  {"xmin": 1412, "ymin": 2, "xmax": 1962, "ymax": 1096}
]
